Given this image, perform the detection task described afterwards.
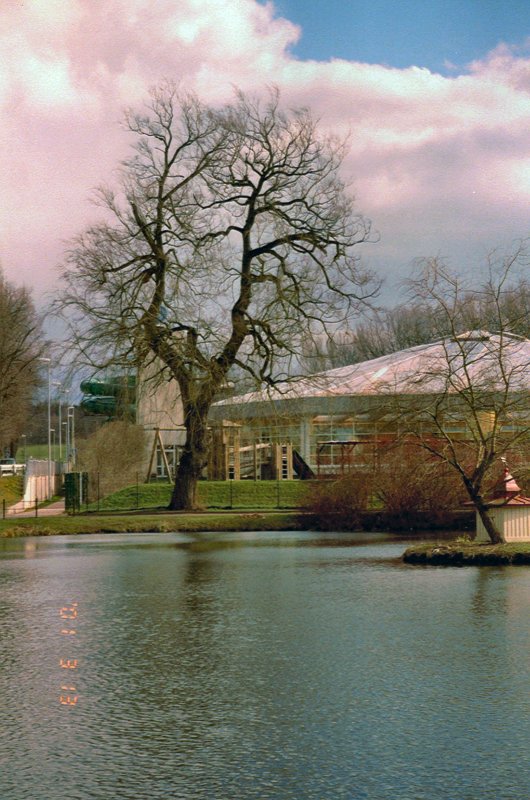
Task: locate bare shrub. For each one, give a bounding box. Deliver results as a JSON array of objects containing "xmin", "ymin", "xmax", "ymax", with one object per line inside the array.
[
  {"xmin": 374, "ymin": 443, "xmax": 465, "ymax": 527},
  {"xmin": 77, "ymin": 421, "xmax": 147, "ymax": 499},
  {"xmin": 307, "ymin": 473, "xmax": 370, "ymax": 530}
]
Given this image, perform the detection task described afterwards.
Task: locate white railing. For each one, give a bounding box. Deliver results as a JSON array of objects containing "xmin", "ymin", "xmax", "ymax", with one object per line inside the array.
[{"xmin": 0, "ymin": 464, "xmax": 25, "ymax": 476}]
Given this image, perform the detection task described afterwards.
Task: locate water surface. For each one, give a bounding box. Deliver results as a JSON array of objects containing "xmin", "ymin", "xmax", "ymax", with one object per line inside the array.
[{"xmin": 1, "ymin": 531, "xmax": 529, "ymax": 799}]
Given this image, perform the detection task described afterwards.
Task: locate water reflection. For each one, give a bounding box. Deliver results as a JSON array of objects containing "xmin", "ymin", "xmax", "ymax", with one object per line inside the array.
[{"xmin": 1, "ymin": 532, "xmax": 530, "ymax": 800}]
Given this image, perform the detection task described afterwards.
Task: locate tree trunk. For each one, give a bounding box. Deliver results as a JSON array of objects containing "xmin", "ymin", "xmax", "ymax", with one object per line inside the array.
[
  {"xmin": 462, "ymin": 476, "xmax": 503, "ymax": 544},
  {"xmin": 168, "ymin": 406, "xmax": 209, "ymax": 511},
  {"xmin": 475, "ymin": 499, "xmax": 503, "ymax": 544}
]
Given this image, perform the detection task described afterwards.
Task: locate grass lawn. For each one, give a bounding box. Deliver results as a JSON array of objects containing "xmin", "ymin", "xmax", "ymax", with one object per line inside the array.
[
  {"xmin": 15, "ymin": 443, "xmax": 64, "ymax": 462},
  {"xmin": 403, "ymin": 540, "xmax": 530, "ymax": 565},
  {"xmin": 89, "ymin": 480, "xmax": 313, "ymax": 512},
  {"xmin": 0, "ymin": 475, "xmax": 23, "ymax": 507},
  {"xmin": 0, "ymin": 511, "xmax": 306, "ymax": 537}
]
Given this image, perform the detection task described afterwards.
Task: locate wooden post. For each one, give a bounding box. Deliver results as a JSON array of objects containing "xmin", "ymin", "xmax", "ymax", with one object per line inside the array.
[
  {"xmin": 233, "ymin": 428, "xmax": 241, "ymax": 480},
  {"xmin": 145, "ymin": 429, "xmax": 159, "ymax": 483},
  {"xmin": 223, "ymin": 427, "xmax": 230, "ymax": 481},
  {"xmin": 158, "ymin": 430, "xmax": 173, "ymax": 481},
  {"xmin": 285, "ymin": 443, "xmax": 293, "ymax": 480}
]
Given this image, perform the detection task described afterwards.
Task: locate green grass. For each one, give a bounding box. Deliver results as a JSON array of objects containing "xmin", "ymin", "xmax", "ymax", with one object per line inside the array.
[
  {"xmin": 403, "ymin": 541, "xmax": 530, "ymax": 565},
  {"xmin": 15, "ymin": 444, "xmax": 63, "ymax": 462},
  {"xmin": 89, "ymin": 480, "xmax": 313, "ymax": 512},
  {"xmin": 0, "ymin": 511, "xmax": 306, "ymax": 538},
  {"xmin": 0, "ymin": 475, "xmax": 23, "ymax": 507}
]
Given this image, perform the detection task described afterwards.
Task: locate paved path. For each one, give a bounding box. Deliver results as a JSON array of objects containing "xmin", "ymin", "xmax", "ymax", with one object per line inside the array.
[{"xmin": 7, "ymin": 499, "xmax": 65, "ymax": 518}]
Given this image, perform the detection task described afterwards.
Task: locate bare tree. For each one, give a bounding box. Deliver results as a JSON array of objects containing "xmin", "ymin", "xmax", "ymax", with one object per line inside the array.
[
  {"xmin": 57, "ymin": 85, "xmax": 378, "ymax": 509},
  {"xmin": 387, "ymin": 248, "xmax": 530, "ymax": 543},
  {"xmin": 300, "ymin": 249, "xmax": 530, "ymax": 371},
  {"xmin": 0, "ymin": 269, "xmax": 45, "ymax": 455}
]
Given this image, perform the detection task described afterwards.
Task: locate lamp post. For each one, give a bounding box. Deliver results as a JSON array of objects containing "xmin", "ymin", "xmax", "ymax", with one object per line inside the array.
[
  {"xmin": 68, "ymin": 406, "xmax": 76, "ymax": 468},
  {"xmin": 62, "ymin": 388, "xmax": 70, "ymax": 467},
  {"xmin": 38, "ymin": 357, "xmax": 52, "ymax": 499},
  {"xmin": 20, "ymin": 434, "xmax": 26, "ymax": 466},
  {"xmin": 63, "ymin": 422, "xmax": 68, "ymax": 468},
  {"xmin": 53, "ymin": 382, "xmax": 62, "ymax": 462}
]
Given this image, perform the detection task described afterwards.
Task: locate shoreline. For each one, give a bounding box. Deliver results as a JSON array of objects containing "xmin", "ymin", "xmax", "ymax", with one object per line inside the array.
[
  {"xmin": 4, "ymin": 513, "xmax": 530, "ymax": 566},
  {"xmin": 0, "ymin": 506, "xmax": 477, "ymax": 538},
  {"xmin": 0, "ymin": 511, "xmax": 308, "ymax": 537},
  {"xmin": 0, "ymin": 508, "xmax": 475, "ymax": 538}
]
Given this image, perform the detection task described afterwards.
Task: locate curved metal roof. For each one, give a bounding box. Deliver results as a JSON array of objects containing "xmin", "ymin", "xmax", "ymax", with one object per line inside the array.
[{"xmin": 212, "ymin": 331, "xmax": 530, "ymax": 418}]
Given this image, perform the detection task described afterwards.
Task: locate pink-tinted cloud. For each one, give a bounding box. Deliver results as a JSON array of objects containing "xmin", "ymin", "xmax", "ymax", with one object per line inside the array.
[{"xmin": 1, "ymin": 0, "xmax": 529, "ymax": 307}]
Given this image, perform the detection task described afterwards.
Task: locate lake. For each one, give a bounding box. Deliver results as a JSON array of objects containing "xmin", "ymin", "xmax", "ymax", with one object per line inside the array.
[{"xmin": 1, "ymin": 531, "xmax": 529, "ymax": 799}]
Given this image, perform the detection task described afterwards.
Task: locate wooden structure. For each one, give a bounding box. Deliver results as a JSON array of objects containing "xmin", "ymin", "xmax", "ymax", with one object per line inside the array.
[
  {"xmin": 208, "ymin": 423, "xmax": 294, "ymax": 481},
  {"xmin": 476, "ymin": 463, "xmax": 530, "ymax": 542},
  {"xmin": 147, "ymin": 424, "xmax": 298, "ymax": 482},
  {"xmin": 145, "ymin": 427, "xmax": 186, "ymax": 482}
]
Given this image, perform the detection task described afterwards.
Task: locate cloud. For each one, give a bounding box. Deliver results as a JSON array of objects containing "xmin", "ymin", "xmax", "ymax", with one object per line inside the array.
[{"xmin": 0, "ymin": 0, "xmax": 529, "ymax": 306}]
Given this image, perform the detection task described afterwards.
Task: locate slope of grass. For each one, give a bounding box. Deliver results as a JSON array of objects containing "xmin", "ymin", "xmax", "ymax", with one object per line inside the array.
[
  {"xmin": 89, "ymin": 480, "xmax": 313, "ymax": 512},
  {"xmin": 0, "ymin": 475, "xmax": 23, "ymax": 507}
]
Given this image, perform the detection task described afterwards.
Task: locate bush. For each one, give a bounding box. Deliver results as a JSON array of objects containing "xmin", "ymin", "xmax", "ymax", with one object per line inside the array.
[
  {"xmin": 77, "ymin": 421, "xmax": 147, "ymax": 500},
  {"xmin": 306, "ymin": 473, "xmax": 370, "ymax": 530},
  {"xmin": 373, "ymin": 443, "xmax": 464, "ymax": 527}
]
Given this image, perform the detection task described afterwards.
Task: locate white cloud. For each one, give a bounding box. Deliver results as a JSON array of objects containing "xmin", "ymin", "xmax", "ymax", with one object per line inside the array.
[{"xmin": 0, "ymin": 0, "xmax": 529, "ymax": 303}]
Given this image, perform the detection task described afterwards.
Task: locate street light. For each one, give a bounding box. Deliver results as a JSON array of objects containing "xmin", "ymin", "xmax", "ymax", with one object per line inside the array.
[
  {"xmin": 67, "ymin": 406, "xmax": 76, "ymax": 468},
  {"xmin": 62, "ymin": 422, "xmax": 68, "ymax": 467},
  {"xmin": 38, "ymin": 357, "xmax": 52, "ymax": 499},
  {"xmin": 62, "ymin": 388, "xmax": 71, "ymax": 467},
  {"xmin": 53, "ymin": 382, "xmax": 62, "ymax": 462}
]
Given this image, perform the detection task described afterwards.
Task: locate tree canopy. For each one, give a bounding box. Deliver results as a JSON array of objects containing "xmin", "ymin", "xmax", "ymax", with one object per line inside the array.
[
  {"xmin": 300, "ymin": 246, "xmax": 530, "ymax": 371},
  {"xmin": 0, "ymin": 269, "xmax": 44, "ymax": 455},
  {"xmin": 57, "ymin": 84, "xmax": 378, "ymax": 508}
]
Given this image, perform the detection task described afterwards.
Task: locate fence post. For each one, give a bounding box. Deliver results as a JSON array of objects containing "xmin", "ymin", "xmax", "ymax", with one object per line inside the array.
[
  {"xmin": 97, "ymin": 472, "xmax": 100, "ymax": 513},
  {"xmin": 2, "ymin": 499, "xmax": 5, "ymax": 519},
  {"xmin": 136, "ymin": 472, "xmax": 139, "ymax": 509},
  {"xmin": 35, "ymin": 497, "xmax": 38, "ymax": 518},
  {"xmin": 229, "ymin": 479, "xmax": 233, "ymax": 509},
  {"xmin": 277, "ymin": 478, "xmax": 280, "ymax": 509}
]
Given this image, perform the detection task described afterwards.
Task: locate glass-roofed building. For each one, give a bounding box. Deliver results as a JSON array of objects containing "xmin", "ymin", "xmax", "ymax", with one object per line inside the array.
[{"xmin": 209, "ymin": 331, "xmax": 530, "ymax": 477}]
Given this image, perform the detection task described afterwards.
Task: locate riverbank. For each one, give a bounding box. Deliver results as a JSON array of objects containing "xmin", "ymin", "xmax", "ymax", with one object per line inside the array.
[
  {"xmin": 0, "ymin": 511, "xmax": 307, "ymax": 537},
  {"xmin": 403, "ymin": 541, "xmax": 530, "ymax": 565},
  {"xmin": 0, "ymin": 506, "xmax": 478, "ymax": 538}
]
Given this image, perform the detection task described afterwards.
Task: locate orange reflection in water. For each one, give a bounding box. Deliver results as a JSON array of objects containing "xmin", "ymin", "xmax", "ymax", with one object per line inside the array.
[
  {"xmin": 60, "ymin": 603, "xmax": 78, "ymax": 620},
  {"xmin": 59, "ymin": 658, "xmax": 78, "ymax": 669},
  {"xmin": 59, "ymin": 603, "xmax": 79, "ymax": 706},
  {"xmin": 59, "ymin": 695, "xmax": 79, "ymax": 706}
]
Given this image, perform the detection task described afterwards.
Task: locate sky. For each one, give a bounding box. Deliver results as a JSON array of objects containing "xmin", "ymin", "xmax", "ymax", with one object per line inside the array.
[{"xmin": 1, "ymin": 0, "xmax": 530, "ymax": 312}]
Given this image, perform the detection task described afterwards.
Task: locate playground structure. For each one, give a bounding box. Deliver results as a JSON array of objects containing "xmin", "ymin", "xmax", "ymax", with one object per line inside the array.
[
  {"xmin": 81, "ymin": 370, "xmax": 315, "ymax": 482},
  {"xmin": 144, "ymin": 423, "xmax": 314, "ymax": 483}
]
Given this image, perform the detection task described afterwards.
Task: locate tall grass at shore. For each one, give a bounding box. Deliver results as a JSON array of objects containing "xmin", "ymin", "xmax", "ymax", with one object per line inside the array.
[{"xmin": 0, "ymin": 512, "xmax": 305, "ymax": 538}]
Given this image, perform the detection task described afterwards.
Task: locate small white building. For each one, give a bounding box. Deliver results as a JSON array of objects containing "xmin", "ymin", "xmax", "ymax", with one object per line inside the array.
[{"xmin": 476, "ymin": 466, "xmax": 530, "ymax": 543}]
